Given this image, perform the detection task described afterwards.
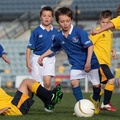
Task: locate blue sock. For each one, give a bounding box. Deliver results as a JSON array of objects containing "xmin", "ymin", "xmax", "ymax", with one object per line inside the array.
[{"xmin": 72, "ymin": 86, "xmax": 83, "ymax": 101}]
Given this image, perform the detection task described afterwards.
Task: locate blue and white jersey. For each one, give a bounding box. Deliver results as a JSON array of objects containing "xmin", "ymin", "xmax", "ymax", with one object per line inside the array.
[
  {"xmin": 0, "ymin": 44, "xmax": 6, "ymax": 57},
  {"xmin": 51, "ymin": 25, "xmax": 99, "ymax": 70},
  {"xmin": 27, "ymin": 24, "xmax": 58, "ymax": 56}
]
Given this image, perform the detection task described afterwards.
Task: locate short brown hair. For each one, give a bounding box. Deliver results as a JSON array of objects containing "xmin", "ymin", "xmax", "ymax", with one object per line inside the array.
[
  {"xmin": 100, "ymin": 10, "xmax": 112, "ymax": 19},
  {"xmin": 55, "ymin": 7, "xmax": 73, "ymax": 23},
  {"xmin": 40, "ymin": 6, "xmax": 54, "ymax": 17}
]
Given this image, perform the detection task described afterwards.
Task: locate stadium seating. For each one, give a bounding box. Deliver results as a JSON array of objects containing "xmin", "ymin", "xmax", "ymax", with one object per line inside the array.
[
  {"xmin": 0, "ymin": 40, "xmax": 30, "ymax": 86},
  {"xmin": 0, "ymin": 0, "xmax": 120, "ymax": 21}
]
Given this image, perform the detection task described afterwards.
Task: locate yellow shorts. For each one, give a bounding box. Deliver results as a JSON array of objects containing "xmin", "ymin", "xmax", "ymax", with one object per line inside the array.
[{"xmin": 0, "ymin": 88, "xmax": 34, "ymax": 115}]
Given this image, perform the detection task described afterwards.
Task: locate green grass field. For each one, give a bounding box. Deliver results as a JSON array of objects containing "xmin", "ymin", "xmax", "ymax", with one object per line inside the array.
[{"xmin": 0, "ymin": 92, "xmax": 120, "ymax": 120}]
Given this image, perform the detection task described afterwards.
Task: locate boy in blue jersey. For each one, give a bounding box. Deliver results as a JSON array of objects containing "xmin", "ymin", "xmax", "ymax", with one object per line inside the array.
[
  {"xmin": 26, "ymin": 7, "xmax": 57, "ymax": 93},
  {"xmin": 38, "ymin": 7, "xmax": 101, "ymax": 114},
  {"xmin": 0, "ymin": 44, "xmax": 10, "ymax": 64}
]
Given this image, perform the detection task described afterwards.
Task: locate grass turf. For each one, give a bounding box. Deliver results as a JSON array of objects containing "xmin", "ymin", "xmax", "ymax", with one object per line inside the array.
[{"xmin": 0, "ymin": 92, "xmax": 120, "ymax": 120}]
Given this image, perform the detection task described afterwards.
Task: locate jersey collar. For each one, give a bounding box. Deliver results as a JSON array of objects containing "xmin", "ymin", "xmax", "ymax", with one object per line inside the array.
[
  {"xmin": 40, "ymin": 24, "xmax": 53, "ymax": 30},
  {"xmin": 62, "ymin": 24, "xmax": 73, "ymax": 35}
]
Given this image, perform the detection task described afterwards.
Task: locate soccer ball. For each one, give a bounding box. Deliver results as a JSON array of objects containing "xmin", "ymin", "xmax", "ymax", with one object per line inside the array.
[{"xmin": 74, "ymin": 99, "xmax": 95, "ymax": 117}]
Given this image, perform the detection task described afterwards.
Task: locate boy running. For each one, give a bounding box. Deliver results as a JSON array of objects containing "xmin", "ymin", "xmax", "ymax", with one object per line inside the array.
[
  {"xmin": 89, "ymin": 10, "xmax": 117, "ymax": 112},
  {"xmin": 38, "ymin": 7, "xmax": 101, "ymax": 114}
]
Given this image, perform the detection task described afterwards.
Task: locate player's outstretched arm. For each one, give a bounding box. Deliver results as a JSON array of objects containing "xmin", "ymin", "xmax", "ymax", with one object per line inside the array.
[
  {"xmin": 91, "ymin": 22, "xmax": 114, "ymax": 35},
  {"xmin": 38, "ymin": 49, "xmax": 54, "ymax": 66},
  {"xmin": 2, "ymin": 54, "xmax": 10, "ymax": 64}
]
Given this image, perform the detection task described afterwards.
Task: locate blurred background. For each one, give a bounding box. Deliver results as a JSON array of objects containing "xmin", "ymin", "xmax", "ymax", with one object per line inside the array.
[{"xmin": 0, "ymin": 0, "xmax": 120, "ymax": 92}]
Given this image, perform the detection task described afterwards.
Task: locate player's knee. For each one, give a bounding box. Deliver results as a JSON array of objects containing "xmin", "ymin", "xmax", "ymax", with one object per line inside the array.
[{"xmin": 94, "ymin": 84, "xmax": 101, "ymax": 88}]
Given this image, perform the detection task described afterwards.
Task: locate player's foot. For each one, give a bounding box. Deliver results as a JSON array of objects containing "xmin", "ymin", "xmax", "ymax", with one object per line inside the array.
[
  {"xmin": 51, "ymin": 84, "xmax": 63, "ymax": 105},
  {"xmin": 90, "ymin": 94, "xmax": 100, "ymax": 114},
  {"xmin": 44, "ymin": 84, "xmax": 63, "ymax": 112},
  {"xmin": 101, "ymin": 102, "xmax": 117, "ymax": 112}
]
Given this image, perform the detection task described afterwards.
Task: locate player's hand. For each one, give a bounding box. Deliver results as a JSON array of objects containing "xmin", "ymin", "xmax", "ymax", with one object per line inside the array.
[
  {"xmin": 90, "ymin": 29, "xmax": 99, "ymax": 35},
  {"xmin": 38, "ymin": 57, "xmax": 43, "ymax": 66},
  {"xmin": 2, "ymin": 55, "xmax": 10, "ymax": 64},
  {"xmin": 26, "ymin": 62, "xmax": 32, "ymax": 73},
  {"xmin": 84, "ymin": 63, "xmax": 91, "ymax": 72},
  {"xmin": 112, "ymin": 52, "xmax": 117, "ymax": 60},
  {"xmin": 0, "ymin": 107, "xmax": 11, "ymax": 114}
]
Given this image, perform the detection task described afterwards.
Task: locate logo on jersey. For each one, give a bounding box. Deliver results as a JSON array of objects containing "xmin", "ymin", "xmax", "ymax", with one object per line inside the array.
[
  {"xmin": 102, "ymin": 34, "xmax": 106, "ymax": 38},
  {"xmin": 52, "ymin": 35, "xmax": 55, "ymax": 40},
  {"xmin": 39, "ymin": 34, "xmax": 43, "ymax": 38},
  {"xmin": 61, "ymin": 41, "xmax": 65, "ymax": 44},
  {"xmin": 72, "ymin": 36, "xmax": 79, "ymax": 43}
]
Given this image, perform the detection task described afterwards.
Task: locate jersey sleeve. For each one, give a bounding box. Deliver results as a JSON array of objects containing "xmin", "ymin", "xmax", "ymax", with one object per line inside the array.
[
  {"xmin": 50, "ymin": 37, "xmax": 62, "ymax": 52},
  {"xmin": 79, "ymin": 30, "xmax": 93, "ymax": 48},
  {"xmin": 27, "ymin": 31, "xmax": 36, "ymax": 50},
  {"xmin": 110, "ymin": 16, "xmax": 120, "ymax": 29}
]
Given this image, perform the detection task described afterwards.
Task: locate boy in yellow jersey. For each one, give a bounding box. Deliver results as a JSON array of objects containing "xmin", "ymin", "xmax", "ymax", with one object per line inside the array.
[
  {"xmin": 91, "ymin": 4, "xmax": 120, "ymax": 34},
  {"xmin": 0, "ymin": 78, "xmax": 63, "ymax": 115},
  {"xmin": 89, "ymin": 10, "xmax": 117, "ymax": 112}
]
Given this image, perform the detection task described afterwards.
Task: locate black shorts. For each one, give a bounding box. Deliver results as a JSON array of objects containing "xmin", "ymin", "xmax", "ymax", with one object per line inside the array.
[
  {"xmin": 99, "ymin": 64, "xmax": 114, "ymax": 84},
  {"xmin": 11, "ymin": 90, "xmax": 34, "ymax": 115}
]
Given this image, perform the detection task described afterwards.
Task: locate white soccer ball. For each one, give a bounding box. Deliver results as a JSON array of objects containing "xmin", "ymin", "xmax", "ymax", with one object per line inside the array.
[{"xmin": 74, "ymin": 99, "xmax": 95, "ymax": 117}]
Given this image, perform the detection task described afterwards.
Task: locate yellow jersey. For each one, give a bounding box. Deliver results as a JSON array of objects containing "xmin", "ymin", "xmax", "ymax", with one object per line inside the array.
[
  {"xmin": 110, "ymin": 16, "xmax": 120, "ymax": 29},
  {"xmin": 115, "ymin": 68, "xmax": 120, "ymax": 78},
  {"xmin": 89, "ymin": 26, "xmax": 113, "ymax": 67},
  {"xmin": 0, "ymin": 88, "xmax": 22, "ymax": 116}
]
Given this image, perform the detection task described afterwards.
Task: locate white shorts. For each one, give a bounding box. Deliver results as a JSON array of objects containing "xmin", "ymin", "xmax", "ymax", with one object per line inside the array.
[
  {"xmin": 31, "ymin": 54, "xmax": 55, "ymax": 85},
  {"xmin": 70, "ymin": 69, "xmax": 100, "ymax": 85}
]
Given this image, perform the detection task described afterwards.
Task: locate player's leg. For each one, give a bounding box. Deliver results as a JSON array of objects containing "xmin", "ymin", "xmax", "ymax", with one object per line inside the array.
[
  {"xmin": 99, "ymin": 64, "xmax": 117, "ymax": 112},
  {"xmin": 70, "ymin": 70, "xmax": 84, "ymax": 101},
  {"xmin": 88, "ymin": 69, "xmax": 101, "ymax": 114},
  {"xmin": 18, "ymin": 78, "xmax": 63, "ymax": 111},
  {"xmin": 43, "ymin": 56, "xmax": 55, "ymax": 90},
  {"xmin": 31, "ymin": 54, "xmax": 44, "ymax": 86},
  {"xmin": 43, "ymin": 76, "xmax": 52, "ymax": 90}
]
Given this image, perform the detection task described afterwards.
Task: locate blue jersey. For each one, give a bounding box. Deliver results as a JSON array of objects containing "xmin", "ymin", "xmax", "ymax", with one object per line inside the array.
[
  {"xmin": 27, "ymin": 24, "xmax": 58, "ymax": 56},
  {"xmin": 0, "ymin": 44, "xmax": 6, "ymax": 57},
  {"xmin": 51, "ymin": 25, "xmax": 99, "ymax": 70}
]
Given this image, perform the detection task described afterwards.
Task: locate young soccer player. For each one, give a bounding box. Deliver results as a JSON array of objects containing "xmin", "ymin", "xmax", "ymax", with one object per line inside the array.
[
  {"xmin": 0, "ymin": 78, "xmax": 63, "ymax": 115},
  {"xmin": 91, "ymin": 4, "xmax": 120, "ymax": 34},
  {"xmin": 0, "ymin": 44, "xmax": 10, "ymax": 64},
  {"xmin": 89, "ymin": 10, "xmax": 117, "ymax": 112},
  {"xmin": 38, "ymin": 7, "xmax": 101, "ymax": 114},
  {"xmin": 26, "ymin": 6, "xmax": 58, "ymax": 90}
]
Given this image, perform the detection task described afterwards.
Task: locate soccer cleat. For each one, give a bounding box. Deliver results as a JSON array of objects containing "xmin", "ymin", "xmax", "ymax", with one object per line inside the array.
[
  {"xmin": 44, "ymin": 105, "xmax": 53, "ymax": 112},
  {"xmin": 51, "ymin": 84, "xmax": 63, "ymax": 105},
  {"xmin": 44, "ymin": 84, "xmax": 63, "ymax": 112},
  {"xmin": 90, "ymin": 94, "xmax": 100, "ymax": 114},
  {"xmin": 101, "ymin": 102, "xmax": 117, "ymax": 112}
]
